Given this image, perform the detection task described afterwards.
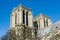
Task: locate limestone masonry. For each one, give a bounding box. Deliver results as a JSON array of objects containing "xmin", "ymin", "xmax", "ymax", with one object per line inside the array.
[{"xmin": 8, "ymin": 4, "xmax": 60, "ymax": 40}]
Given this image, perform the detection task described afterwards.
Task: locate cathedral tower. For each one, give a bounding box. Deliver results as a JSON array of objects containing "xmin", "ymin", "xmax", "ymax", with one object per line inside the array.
[
  {"xmin": 8, "ymin": 4, "xmax": 53, "ymax": 40},
  {"xmin": 10, "ymin": 4, "xmax": 33, "ymax": 27},
  {"xmin": 9, "ymin": 4, "xmax": 35, "ymax": 40},
  {"xmin": 33, "ymin": 14, "xmax": 52, "ymax": 29}
]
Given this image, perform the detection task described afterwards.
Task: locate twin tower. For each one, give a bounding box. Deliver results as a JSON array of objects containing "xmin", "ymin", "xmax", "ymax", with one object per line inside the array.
[{"xmin": 9, "ymin": 4, "xmax": 52, "ymax": 40}]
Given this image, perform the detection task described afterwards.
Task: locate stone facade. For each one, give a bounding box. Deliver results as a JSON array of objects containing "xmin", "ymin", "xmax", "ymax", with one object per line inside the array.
[
  {"xmin": 8, "ymin": 4, "xmax": 60, "ymax": 40},
  {"xmin": 33, "ymin": 14, "xmax": 52, "ymax": 29}
]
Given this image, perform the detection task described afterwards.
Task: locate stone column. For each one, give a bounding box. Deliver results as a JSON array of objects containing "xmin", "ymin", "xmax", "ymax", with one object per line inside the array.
[
  {"xmin": 48, "ymin": 19, "xmax": 52, "ymax": 26},
  {"xmin": 16, "ymin": 13, "xmax": 18, "ymax": 24},
  {"xmin": 10, "ymin": 12, "xmax": 15, "ymax": 27},
  {"xmin": 38, "ymin": 19, "xmax": 40, "ymax": 29},
  {"xmin": 18, "ymin": 10, "xmax": 23, "ymax": 24},
  {"xmin": 40, "ymin": 18, "xmax": 44, "ymax": 29},
  {"xmin": 32, "ymin": 29, "xmax": 35, "ymax": 38},
  {"xmin": 28, "ymin": 11, "xmax": 33, "ymax": 27},
  {"xmin": 37, "ymin": 21, "xmax": 39, "ymax": 29},
  {"xmin": 25, "ymin": 10, "xmax": 27, "ymax": 26}
]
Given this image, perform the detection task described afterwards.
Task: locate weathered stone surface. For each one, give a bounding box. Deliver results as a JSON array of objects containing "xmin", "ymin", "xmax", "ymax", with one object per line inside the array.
[{"xmin": 8, "ymin": 4, "xmax": 60, "ymax": 40}]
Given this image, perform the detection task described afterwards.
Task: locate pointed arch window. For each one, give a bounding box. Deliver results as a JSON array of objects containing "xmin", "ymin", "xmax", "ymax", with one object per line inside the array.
[
  {"xmin": 23, "ymin": 10, "xmax": 25, "ymax": 24},
  {"xmin": 46, "ymin": 19, "xmax": 48, "ymax": 26},
  {"xmin": 34, "ymin": 21, "xmax": 38, "ymax": 29},
  {"xmin": 26, "ymin": 12, "xmax": 28, "ymax": 26}
]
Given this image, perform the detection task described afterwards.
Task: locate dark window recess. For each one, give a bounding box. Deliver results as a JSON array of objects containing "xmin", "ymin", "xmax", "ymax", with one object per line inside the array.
[
  {"xmin": 35, "ymin": 29, "xmax": 37, "ymax": 37},
  {"xmin": 44, "ymin": 19, "xmax": 45, "ymax": 27},
  {"xmin": 15, "ymin": 14, "xmax": 17, "ymax": 24},
  {"xmin": 23, "ymin": 10, "xmax": 25, "ymax": 24},
  {"xmin": 56, "ymin": 27, "xmax": 57, "ymax": 28},
  {"xmin": 26, "ymin": 12, "xmax": 28, "ymax": 26},
  {"xmin": 46, "ymin": 20, "xmax": 48, "ymax": 26},
  {"xmin": 34, "ymin": 21, "xmax": 38, "ymax": 29}
]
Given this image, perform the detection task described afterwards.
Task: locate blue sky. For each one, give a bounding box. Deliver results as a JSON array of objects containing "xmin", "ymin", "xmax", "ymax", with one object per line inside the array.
[{"xmin": 0, "ymin": 0, "xmax": 60, "ymax": 37}]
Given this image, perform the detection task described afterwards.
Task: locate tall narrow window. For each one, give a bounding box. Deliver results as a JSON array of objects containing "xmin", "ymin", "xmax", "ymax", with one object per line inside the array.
[
  {"xmin": 46, "ymin": 19, "xmax": 48, "ymax": 26},
  {"xmin": 23, "ymin": 10, "xmax": 25, "ymax": 24},
  {"xmin": 26, "ymin": 12, "xmax": 28, "ymax": 26},
  {"xmin": 34, "ymin": 21, "xmax": 38, "ymax": 29},
  {"xmin": 15, "ymin": 13, "xmax": 17, "ymax": 24}
]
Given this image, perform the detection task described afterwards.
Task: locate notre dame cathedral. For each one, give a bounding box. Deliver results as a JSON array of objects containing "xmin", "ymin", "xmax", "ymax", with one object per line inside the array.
[{"xmin": 8, "ymin": 4, "xmax": 60, "ymax": 40}]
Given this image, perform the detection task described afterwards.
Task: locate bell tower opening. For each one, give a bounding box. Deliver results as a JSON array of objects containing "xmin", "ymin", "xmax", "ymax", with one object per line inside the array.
[
  {"xmin": 34, "ymin": 21, "xmax": 38, "ymax": 29},
  {"xmin": 22, "ymin": 10, "xmax": 25, "ymax": 24},
  {"xmin": 26, "ymin": 12, "xmax": 28, "ymax": 26}
]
